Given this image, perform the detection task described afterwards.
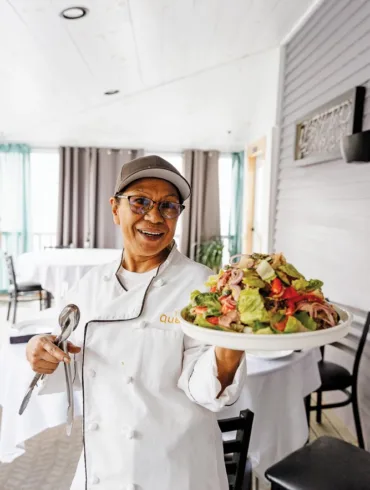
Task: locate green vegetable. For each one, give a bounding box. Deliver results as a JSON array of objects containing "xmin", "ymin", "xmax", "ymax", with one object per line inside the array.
[
  {"xmin": 205, "ymin": 275, "xmax": 219, "ymax": 288},
  {"xmin": 193, "ymin": 292, "xmax": 221, "ymax": 310},
  {"xmin": 206, "ymin": 307, "xmax": 222, "ymax": 317},
  {"xmin": 255, "ymin": 327, "xmax": 274, "ymax": 335},
  {"xmin": 190, "ymin": 290, "xmax": 202, "ymax": 303},
  {"xmin": 284, "ymin": 316, "xmax": 300, "ymax": 333},
  {"xmin": 181, "ymin": 306, "xmax": 195, "ymax": 323},
  {"xmin": 270, "ymin": 312, "xmax": 285, "ymax": 325},
  {"xmin": 238, "ymin": 289, "xmax": 270, "ymax": 325},
  {"xmin": 292, "ymin": 278, "xmax": 324, "ymax": 292},
  {"xmin": 275, "ymin": 269, "xmax": 290, "ymax": 285},
  {"xmin": 256, "ymin": 260, "xmax": 276, "ymax": 282},
  {"xmin": 294, "ymin": 312, "xmax": 317, "ymax": 331},
  {"xmin": 284, "ymin": 316, "xmax": 310, "ymax": 333},
  {"xmin": 279, "ymin": 263, "xmax": 304, "ymax": 280},
  {"xmin": 242, "ymin": 270, "xmax": 266, "ymax": 288},
  {"xmin": 194, "ymin": 315, "xmax": 214, "ymax": 328},
  {"xmin": 252, "ymin": 321, "xmax": 270, "ymax": 332}
]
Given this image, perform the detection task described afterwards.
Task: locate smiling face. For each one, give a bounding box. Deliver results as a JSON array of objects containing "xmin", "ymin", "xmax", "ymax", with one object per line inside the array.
[{"xmin": 110, "ymin": 177, "xmax": 180, "ymax": 259}]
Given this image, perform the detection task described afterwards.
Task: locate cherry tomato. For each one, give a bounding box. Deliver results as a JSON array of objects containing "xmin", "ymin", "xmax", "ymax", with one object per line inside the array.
[{"xmin": 210, "ymin": 286, "xmax": 217, "ymax": 293}]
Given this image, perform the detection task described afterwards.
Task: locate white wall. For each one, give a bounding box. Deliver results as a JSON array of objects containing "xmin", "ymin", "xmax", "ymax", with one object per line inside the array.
[{"xmin": 242, "ymin": 47, "xmax": 281, "ymax": 254}]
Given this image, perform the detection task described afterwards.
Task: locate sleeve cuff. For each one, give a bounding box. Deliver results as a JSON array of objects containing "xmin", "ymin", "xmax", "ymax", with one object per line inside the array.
[{"xmin": 188, "ymin": 347, "xmax": 246, "ymax": 411}]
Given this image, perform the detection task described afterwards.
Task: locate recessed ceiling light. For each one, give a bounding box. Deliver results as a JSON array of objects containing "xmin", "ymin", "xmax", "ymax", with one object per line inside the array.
[
  {"xmin": 60, "ymin": 7, "xmax": 89, "ymax": 20},
  {"xmin": 104, "ymin": 90, "xmax": 120, "ymax": 96}
]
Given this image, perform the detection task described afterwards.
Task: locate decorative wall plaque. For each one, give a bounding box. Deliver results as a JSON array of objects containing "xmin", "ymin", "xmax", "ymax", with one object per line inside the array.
[{"xmin": 294, "ymin": 86, "xmax": 365, "ymax": 166}]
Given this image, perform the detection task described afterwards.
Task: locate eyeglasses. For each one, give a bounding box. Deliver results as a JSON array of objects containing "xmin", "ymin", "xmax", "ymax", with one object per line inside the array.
[{"xmin": 116, "ymin": 195, "xmax": 185, "ymax": 219}]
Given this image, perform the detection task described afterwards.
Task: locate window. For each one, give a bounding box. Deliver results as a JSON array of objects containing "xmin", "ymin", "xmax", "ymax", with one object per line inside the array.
[
  {"xmin": 143, "ymin": 152, "xmax": 234, "ymax": 265},
  {"xmin": 29, "ymin": 150, "xmax": 59, "ymax": 250},
  {"xmin": 218, "ymin": 154, "xmax": 233, "ymax": 266}
]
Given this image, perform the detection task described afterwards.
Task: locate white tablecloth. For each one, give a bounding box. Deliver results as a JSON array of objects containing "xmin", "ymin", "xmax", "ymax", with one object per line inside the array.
[
  {"xmin": 17, "ymin": 249, "xmax": 121, "ymax": 304},
  {"xmin": 220, "ymin": 349, "xmax": 321, "ymax": 480},
  {"xmin": 0, "ymin": 318, "xmax": 321, "ymax": 480},
  {"xmin": 0, "ymin": 318, "xmax": 83, "ymax": 463}
]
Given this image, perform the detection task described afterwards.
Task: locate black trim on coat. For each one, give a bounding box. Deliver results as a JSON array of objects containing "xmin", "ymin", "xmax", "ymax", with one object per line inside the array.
[{"xmin": 82, "ymin": 263, "xmax": 161, "ymax": 489}]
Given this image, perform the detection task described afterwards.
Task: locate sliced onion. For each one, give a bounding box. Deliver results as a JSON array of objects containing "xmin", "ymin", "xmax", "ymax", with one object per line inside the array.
[{"xmin": 229, "ymin": 268, "xmax": 244, "ymax": 285}]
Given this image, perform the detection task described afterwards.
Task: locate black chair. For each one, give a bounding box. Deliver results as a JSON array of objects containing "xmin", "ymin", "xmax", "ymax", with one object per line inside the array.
[
  {"xmin": 4, "ymin": 253, "xmax": 52, "ymax": 324},
  {"xmin": 306, "ymin": 307, "xmax": 370, "ymax": 449},
  {"xmin": 265, "ymin": 436, "xmax": 370, "ymax": 490},
  {"xmin": 218, "ymin": 409, "xmax": 254, "ymax": 490}
]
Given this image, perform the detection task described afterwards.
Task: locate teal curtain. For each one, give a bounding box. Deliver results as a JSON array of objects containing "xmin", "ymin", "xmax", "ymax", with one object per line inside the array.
[
  {"xmin": 228, "ymin": 151, "xmax": 245, "ymax": 257},
  {"xmin": 0, "ymin": 143, "xmax": 31, "ymax": 292}
]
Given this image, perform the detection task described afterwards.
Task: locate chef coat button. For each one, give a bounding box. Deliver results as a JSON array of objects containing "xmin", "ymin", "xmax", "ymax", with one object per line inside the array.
[
  {"xmin": 88, "ymin": 369, "xmax": 96, "ymax": 378},
  {"xmin": 103, "ymin": 275, "xmax": 109, "ymax": 282},
  {"xmin": 137, "ymin": 320, "xmax": 147, "ymax": 329},
  {"xmin": 125, "ymin": 484, "xmax": 136, "ymax": 490},
  {"xmin": 88, "ymin": 422, "xmax": 99, "ymax": 431},
  {"xmin": 90, "ymin": 475, "xmax": 100, "ymax": 484},
  {"xmin": 125, "ymin": 376, "xmax": 133, "ymax": 384},
  {"xmin": 154, "ymin": 278, "xmax": 164, "ymax": 287},
  {"xmin": 122, "ymin": 428, "xmax": 135, "ymax": 439}
]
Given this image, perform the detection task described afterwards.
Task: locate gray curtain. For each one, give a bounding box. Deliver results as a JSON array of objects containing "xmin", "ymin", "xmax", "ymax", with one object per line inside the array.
[
  {"xmin": 57, "ymin": 147, "xmax": 142, "ymax": 249},
  {"xmin": 180, "ymin": 150, "xmax": 221, "ymax": 259}
]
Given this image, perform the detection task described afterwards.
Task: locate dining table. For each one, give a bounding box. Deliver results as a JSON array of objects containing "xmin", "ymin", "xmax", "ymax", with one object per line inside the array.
[
  {"xmin": 0, "ymin": 313, "xmax": 321, "ymax": 485},
  {"xmin": 16, "ymin": 248, "xmax": 121, "ymax": 306}
]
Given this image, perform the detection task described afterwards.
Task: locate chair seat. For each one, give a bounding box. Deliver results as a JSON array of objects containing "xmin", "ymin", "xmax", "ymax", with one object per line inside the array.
[
  {"xmin": 265, "ymin": 436, "xmax": 370, "ymax": 490},
  {"xmin": 9, "ymin": 282, "xmax": 43, "ymax": 293},
  {"xmin": 318, "ymin": 360, "xmax": 352, "ymax": 391}
]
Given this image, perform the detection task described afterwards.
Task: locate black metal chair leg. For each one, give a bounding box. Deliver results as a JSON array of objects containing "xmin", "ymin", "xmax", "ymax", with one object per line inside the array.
[
  {"xmin": 316, "ymin": 390, "xmax": 322, "ymax": 424},
  {"xmin": 352, "ymin": 389, "xmax": 365, "ymax": 449},
  {"xmin": 46, "ymin": 291, "xmax": 52, "ymax": 309},
  {"xmin": 304, "ymin": 394, "xmax": 311, "ymax": 426},
  {"xmin": 6, "ymin": 297, "xmax": 11, "ymax": 321},
  {"xmin": 39, "ymin": 290, "xmax": 43, "ymax": 311},
  {"xmin": 12, "ymin": 296, "xmax": 17, "ymax": 324}
]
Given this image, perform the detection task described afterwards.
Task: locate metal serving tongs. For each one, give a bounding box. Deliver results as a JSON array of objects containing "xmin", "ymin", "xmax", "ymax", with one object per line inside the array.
[{"xmin": 19, "ymin": 304, "xmax": 81, "ymax": 432}]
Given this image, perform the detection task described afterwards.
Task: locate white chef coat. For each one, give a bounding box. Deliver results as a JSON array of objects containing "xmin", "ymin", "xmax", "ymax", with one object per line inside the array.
[{"xmin": 39, "ymin": 244, "xmax": 246, "ymax": 490}]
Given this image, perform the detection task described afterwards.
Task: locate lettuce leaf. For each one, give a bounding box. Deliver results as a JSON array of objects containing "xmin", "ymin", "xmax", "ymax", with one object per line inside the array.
[
  {"xmin": 238, "ymin": 289, "xmax": 270, "ymax": 325},
  {"xmin": 190, "ymin": 290, "xmax": 202, "ymax": 303},
  {"xmin": 292, "ymin": 278, "xmax": 324, "ymax": 292},
  {"xmin": 256, "ymin": 260, "xmax": 276, "ymax": 283},
  {"xmin": 279, "ymin": 263, "xmax": 304, "ymax": 280},
  {"xmin": 294, "ymin": 311, "xmax": 317, "ymax": 331},
  {"xmin": 192, "ymin": 292, "xmax": 221, "ymax": 312},
  {"xmin": 194, "ymin": 315, "xmax": 214, "ymax": 328},
  {"xmin": 205, "ymin": 274, "xmax": 219, "ymax": 288},
  {"xmin": 242, "ymin": 270, "xmax": 266, "ymax": 288}
]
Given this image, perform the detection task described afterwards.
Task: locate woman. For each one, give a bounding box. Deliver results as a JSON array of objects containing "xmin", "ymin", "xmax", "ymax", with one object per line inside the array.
[{"xmin": 26, "ymin": 155, "xmax": 246, "ymax": 490}]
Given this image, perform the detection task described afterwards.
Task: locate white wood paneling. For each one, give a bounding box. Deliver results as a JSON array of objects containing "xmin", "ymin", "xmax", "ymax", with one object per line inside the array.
[{"xmin": 275, "ymin": 0, "xmax": 370, "ymax": 445}]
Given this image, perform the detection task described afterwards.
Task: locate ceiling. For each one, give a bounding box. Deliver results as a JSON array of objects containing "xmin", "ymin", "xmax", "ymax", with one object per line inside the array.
[{"xmin": 0, "ymin": 0, "xmax": 316, "ymax": 150}]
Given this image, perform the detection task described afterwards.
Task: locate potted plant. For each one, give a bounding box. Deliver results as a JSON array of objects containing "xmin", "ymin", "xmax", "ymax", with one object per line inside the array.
[{"xmin": 194, "ymin": 238, "xmax": 224, "ymax": 273}]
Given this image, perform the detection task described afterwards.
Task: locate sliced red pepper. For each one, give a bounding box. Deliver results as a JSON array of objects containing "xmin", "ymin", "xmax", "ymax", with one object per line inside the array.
[
  {"xmin": 207, "ymin": 316, "xmax": 219, "ymax": 325},
  {"xmin": 274, "ymin": 317, "xmax": 288, "ymax": 332},
  {"xmin": 282, "ymin": 287, "xmax": 301, "ymax": 300},
  {"xmin": 210, "ymin": 286, "xmax": 217, "ymax": 293},
  {"xmin": 271, "ymin": 278, "xmax": 283, "ymax": 295},
  {"xmin": 194, "ymin": 306, "xmax": 208, "ymax": 315},
  {"xmin": 286, "ymin": 300, "xmax": 296, "ymax": 316}
]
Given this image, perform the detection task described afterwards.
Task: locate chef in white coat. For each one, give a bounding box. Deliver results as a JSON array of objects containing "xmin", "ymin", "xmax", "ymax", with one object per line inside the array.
[{"xmin": 26, "ymin": 155, "xmax": 246, "ymax": 490}]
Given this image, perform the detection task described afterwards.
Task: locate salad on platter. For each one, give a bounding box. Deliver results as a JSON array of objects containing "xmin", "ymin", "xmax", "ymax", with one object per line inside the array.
[{"xmin": 181, "ymin": 253, "xmax": 340, "ymax": 335}]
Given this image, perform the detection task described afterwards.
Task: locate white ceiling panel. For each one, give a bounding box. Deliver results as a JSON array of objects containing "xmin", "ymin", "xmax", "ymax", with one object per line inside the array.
[{"xmin": 0, "ymin": 0, "xmax": 316, "ymax": 149}]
